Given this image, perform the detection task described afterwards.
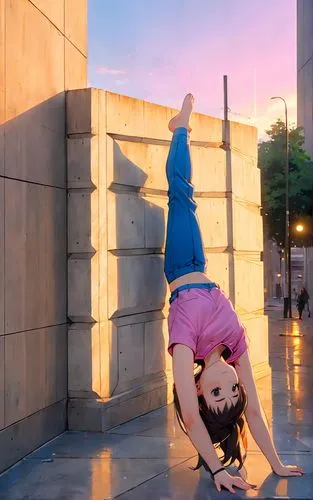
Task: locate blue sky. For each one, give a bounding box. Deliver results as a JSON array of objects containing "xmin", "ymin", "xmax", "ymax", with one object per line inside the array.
[{"xmin": 88, "ymin": 0, "xmax": 296, "ymax": 134}]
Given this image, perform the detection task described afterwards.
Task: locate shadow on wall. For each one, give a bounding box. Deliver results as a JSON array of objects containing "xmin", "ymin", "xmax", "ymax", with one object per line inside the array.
[
  {"xmin": 0, "ymin": 94, "xmax": 68, "ymax": 470},
  {"xmin": 3, "ymin": 93, "xmax": 66, "ymax": 188},
  {"xmin": 108, "ymin": 140, "xmax": 168, "ymax": 401}
]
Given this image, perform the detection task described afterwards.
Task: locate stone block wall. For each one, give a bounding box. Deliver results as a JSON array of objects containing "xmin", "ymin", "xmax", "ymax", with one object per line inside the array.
[
  {"xmin": 67, "ymin": 89, "xmax": 269, "ymax": 431},
  {"xmin": 0, "ymin": 0, "xmax": 87, "ymax": 473}
]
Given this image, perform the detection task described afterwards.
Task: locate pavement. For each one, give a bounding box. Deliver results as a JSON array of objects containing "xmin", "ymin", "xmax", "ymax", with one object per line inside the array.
[{"xmin": 0, "ymin": 302, "xmax": 312, "ymax": 500}]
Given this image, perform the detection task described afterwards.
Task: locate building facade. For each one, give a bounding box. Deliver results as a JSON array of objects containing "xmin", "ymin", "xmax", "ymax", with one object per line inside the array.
[
  {"xmin": 297, "ymin": 1, "xmax": 313, "ymax": 301},
  {"xmin": 297, "ymin": 0, "xmax": 313, "ymax": 157},
  {"xmin": 263, "ymin": 239, "xmax": 282, "ymax": 299},
  {"xmin": 263, "ymin": 240, "xmax": 313, "ymax": 301},
  {"xmin": 0, "ymin": 0, "xmax": 87, "ymax": 473}
]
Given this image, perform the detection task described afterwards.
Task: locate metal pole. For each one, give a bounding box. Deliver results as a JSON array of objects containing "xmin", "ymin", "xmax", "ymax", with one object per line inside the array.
[
  {"xmin": 223, "ymin": 75, "xmax": 236, "ymax": 305},
  {"xmin": 285, "ymin": 104, "xmax": 292, "ymax": 318},
  {"xmin": 223, "ymin": 75, "xmax": 228, "ymax": 123},
  {"xmin": 271, "ymin": 96, "xmax": 291, "ymax": 317}
]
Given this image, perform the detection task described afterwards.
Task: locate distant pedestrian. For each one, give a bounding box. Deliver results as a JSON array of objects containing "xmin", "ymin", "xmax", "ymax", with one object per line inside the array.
[
  {"xmin": 297, "ymin": 288, "xmax": 307, "ymax": 320},
  {"xmin": 302, "ymin": 287, "xmax": 311, "ymax": 318}
]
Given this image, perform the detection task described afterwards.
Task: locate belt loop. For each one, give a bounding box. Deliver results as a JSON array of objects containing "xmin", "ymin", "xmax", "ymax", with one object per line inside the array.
[{"xmin": 187, "ymin": 284, "xmax": 190, "ymax": 293}]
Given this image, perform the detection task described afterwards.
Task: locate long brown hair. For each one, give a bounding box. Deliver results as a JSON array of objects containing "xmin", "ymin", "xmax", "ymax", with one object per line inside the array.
[{"xmin": 173, "ymin": 360, "xmax": 248, "ymax": 472}]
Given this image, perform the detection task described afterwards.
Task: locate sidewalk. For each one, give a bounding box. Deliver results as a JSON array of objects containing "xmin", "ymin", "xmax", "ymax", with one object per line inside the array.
[{"xmin": 0, "ymin": 308, "xmax": 312, "ymax": 500}]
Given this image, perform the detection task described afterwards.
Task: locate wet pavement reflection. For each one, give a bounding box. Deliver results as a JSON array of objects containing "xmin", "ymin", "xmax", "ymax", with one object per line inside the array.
[{"xmin": 0, "ymin": 305, "xmax": 312, "ymax": 499}]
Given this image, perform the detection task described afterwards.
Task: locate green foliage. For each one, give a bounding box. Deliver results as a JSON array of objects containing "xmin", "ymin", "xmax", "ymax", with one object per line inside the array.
[{"xmin": 259, "ymin": 119, "xmax": 313, "ymax": 246}]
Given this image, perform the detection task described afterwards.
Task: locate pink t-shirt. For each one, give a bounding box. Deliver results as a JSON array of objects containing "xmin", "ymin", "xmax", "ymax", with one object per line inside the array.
[{"xmin": 168, "ymin": 287, "xmax": 248, "ymax": 364}]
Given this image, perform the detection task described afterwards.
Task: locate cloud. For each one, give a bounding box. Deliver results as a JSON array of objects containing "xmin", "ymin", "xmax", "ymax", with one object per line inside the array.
[
  {"xmin": 115, "ymin": 79, "xmax": 127, "ymax": 86},
  {"xmin": 255, "ymin": 92, "xmax": 297, "ymax": 140},
  {"xmin": 96, "ymin": 66, "xmax": 126, "ymax": 76},
  {"xmin": 218, "ymin": 93, "xmax": 297, "ymax": 140}
]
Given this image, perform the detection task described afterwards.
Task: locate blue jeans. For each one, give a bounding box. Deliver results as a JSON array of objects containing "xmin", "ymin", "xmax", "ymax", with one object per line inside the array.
[{"xmin": 164, "ymin": 127, "xmax": 206, "ymax": 283}]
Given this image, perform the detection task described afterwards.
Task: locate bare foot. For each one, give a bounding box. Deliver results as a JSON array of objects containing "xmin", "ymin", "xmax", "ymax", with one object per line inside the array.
[{"xmin": 168, "ymin": 93, "xmax": 194, "ymax": 133}]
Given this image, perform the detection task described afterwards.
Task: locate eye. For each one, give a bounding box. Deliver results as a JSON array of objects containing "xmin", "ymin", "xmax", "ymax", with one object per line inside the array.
[
  {"xmin": 232, "ymin": 383, "xmax": 239, "ymax": 392},
  {"xmin": 211, "ymin": 387, "xmax": 221, "ymax": 397}
]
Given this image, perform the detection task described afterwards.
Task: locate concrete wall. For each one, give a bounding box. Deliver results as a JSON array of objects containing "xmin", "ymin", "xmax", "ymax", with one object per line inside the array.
[
  {"xmin": 0, "ymin": 0, "xmax": 87, "ymax": 473},
  {"xmin": 66, "ymin": 89, "xmax": 269, "ymax": 431},
  {"xmin": 297, "ymin": 0, "xmax": 313, "ymax": 157}
]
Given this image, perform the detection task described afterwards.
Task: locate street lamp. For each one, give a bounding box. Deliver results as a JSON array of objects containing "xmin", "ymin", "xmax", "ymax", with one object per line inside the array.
[
  {"xmin": 296, "ymin": 224, "xmax": 304, "ymax": 233},
  {"xmin": 271, "ymin": 96, "xmax": 291, "ymax": 318}
]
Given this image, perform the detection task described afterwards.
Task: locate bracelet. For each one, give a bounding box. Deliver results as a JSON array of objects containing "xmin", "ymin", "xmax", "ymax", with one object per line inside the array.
[{"xmin": 212, "ymin": 467, "xmax": 225, "ymax": 477}]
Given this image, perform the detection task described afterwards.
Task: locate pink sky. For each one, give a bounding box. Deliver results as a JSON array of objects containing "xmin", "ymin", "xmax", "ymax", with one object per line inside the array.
[{"xmin": 89, "ymin": 0, "xmax": 297, "ymax": 137}]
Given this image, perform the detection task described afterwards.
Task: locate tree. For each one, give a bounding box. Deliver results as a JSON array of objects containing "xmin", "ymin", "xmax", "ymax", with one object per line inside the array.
[{"xmin": 259, "ymin": 119, "xmax": 313, "ymax": 247}]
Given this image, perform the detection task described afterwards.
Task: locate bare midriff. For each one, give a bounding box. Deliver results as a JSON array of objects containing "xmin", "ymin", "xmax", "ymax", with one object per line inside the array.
[{"xmin": 169, "ymin": 272, "xmax": 213, "ymax": 293}]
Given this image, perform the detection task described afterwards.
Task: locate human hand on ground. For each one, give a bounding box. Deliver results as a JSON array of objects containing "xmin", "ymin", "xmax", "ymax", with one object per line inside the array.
[
  {"xmin": 214, "ymin": 470, "xmax": 257, "ymax": 493},
  {"xmin": 273, "ymin": 464, "xmax": 304, "ymax": 477}
]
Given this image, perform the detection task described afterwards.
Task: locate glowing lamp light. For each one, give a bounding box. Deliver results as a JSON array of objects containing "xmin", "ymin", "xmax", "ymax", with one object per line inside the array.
[{"xmin": 296, "ymin": 224, "xmax": 304, "ymax": 233}]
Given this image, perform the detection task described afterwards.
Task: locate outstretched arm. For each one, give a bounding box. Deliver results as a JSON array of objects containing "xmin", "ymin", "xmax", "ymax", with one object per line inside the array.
[
  {"xmin": 173, "ymin": 345, "xmax": 254, "ymax": 492},
  {"xmin": 172, "ymin": 344, "xmax": 222, "ymax": 471},
  {"xmin": 235, "ymin": 350, "xmax": 303, "ymax": 476}
]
